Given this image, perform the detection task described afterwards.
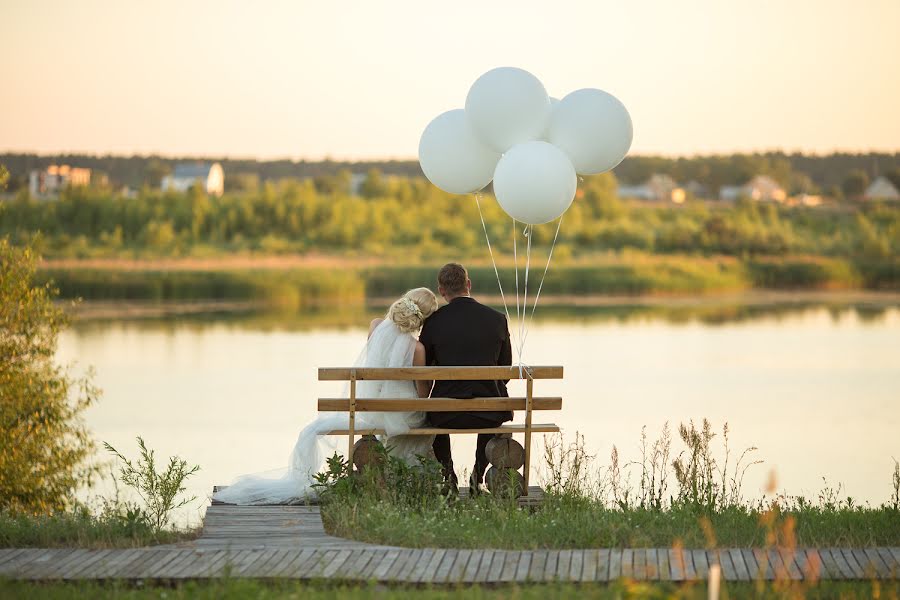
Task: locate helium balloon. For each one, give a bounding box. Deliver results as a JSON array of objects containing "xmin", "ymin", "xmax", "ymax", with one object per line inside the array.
[
  {"xmin": 418, "ymin": 109, "xmax": 500, "ymax": 194},
  {"xmin": 492, "ymin": 141, "xmax": 577, "ymax": 225},
  {"xmin": 547, "ymin": 88, "xmax": 633, "ymax": 175},
  {"xmin": 465, "ymin": 67, "xmax": 551, "ymax": 153}
]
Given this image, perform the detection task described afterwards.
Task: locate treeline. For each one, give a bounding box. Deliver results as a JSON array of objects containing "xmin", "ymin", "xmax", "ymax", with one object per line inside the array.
[
  {"xmin": 3, "ymin": 151, "xmax": 900, "ymax": 194},
  {"xmin": 0, "ymin": 173, "xmax": 897, "ymax": 263}
]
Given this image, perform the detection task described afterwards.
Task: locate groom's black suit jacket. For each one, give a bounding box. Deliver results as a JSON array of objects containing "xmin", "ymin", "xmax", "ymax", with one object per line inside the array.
[{"xmin": 419, "ymin": 296, "xmax": 513, "ymax": 426}]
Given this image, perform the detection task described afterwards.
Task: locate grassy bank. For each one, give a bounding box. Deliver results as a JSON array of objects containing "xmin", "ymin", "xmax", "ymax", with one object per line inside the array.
[
  {"xmin": 0, "ymin": 580, "xmax": 891, "ymax": 600},
  {"xmin": 0, "ymin": 509, "xmax": 198, "ymax": 549},
  {"xmin": 317, "ymin": 423, "xmax": 900, "ymax": 551},
  {"xmin": 37, "ymin": 254, "xmax": 899, "ymax": 309}
]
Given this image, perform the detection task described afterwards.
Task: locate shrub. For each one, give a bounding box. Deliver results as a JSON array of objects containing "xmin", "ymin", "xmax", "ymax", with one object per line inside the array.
[{"xmin": 0, "ymin": 239, "xmax": 99, "ymax": 514}]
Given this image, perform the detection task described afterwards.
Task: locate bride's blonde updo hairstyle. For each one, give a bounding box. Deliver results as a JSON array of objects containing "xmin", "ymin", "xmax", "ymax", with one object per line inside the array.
[{"xmin": 387, "ymin": 287, "xmax": 438, "ymax": 333}]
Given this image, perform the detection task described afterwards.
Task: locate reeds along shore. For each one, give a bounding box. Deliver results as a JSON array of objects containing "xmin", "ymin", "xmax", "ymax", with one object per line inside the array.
[{"xmin": 36, "ymin": 254, "xmax": 899, "ymax": 311}]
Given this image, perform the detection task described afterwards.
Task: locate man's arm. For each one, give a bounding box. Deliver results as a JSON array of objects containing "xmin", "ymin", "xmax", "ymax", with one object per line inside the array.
[
  {"xmin": 418, "ymin": 322, "xmax": 434, "ymax": 397},
  {"xmin": 499, "ymin": 316, "xmax": 512, "ymax": 384}
]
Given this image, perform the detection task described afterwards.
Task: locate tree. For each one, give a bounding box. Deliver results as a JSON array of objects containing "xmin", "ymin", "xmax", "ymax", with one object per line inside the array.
[
  {"xmin": 842, "ymin": 169, "xmax": 869, "ymax": 199},
  {"xmin": 0, "ymin": 240, "xmax": 99, "ymax": 513},
  {"xmin": 885, "ymin": 167, "xmax": 900, "ymax": 191}
]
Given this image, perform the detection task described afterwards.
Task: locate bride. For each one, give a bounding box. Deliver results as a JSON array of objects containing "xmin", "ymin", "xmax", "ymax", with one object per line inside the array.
[{"xmin": 212, "ymin": 287, "xmax": 439, "ymax": 505}]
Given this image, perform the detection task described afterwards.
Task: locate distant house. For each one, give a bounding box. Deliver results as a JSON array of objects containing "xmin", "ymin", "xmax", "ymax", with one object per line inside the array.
[
  {"xmin": 719, "ymin": 175, "xmax": 786, "ymax": 203},
  {"xmin": 29, "ymin": 164, "xmax": 91, "ymax": 196},
  {"xmin": 683, "ymin": 180, "xmax": 710, "ymax": 200},
  {"xmin": 862, "ymin": 176, "xmax": 900, "ymax": 201},
  {"xmin": 162, "ymin": 162, "xmax": 224, "ymax": 196},
  {"xmin": 618, "ymin": 174, "xmax": 686, "ymax": 203}
]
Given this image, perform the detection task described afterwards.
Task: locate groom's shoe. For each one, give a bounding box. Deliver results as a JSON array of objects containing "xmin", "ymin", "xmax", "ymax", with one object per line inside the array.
[{"xmin": 468, "ymin": 470, "xmax": 484, "ymax": 497}]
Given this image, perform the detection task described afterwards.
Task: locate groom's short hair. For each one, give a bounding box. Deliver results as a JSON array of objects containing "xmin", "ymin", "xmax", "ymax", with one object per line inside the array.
[{"xmin": 438, "ymin": 263, "xmax": 468, "ymax": 296}]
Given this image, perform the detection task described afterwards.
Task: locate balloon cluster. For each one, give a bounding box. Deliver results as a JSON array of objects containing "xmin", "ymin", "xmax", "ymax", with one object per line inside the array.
[{"xmin": 419, "ymin": 67, "xmax": 633, "ymax": 225}]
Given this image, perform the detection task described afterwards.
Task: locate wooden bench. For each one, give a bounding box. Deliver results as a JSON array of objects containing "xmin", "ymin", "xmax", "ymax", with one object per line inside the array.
[{"xmin": 317, "ymin": 365, "xmax": 563, "ymax": 490}]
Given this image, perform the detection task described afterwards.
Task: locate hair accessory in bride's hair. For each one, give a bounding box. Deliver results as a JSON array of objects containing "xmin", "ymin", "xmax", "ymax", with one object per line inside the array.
[{"xmin": 402, "ymin": 297, "xmax": 424, "ymax": 320}]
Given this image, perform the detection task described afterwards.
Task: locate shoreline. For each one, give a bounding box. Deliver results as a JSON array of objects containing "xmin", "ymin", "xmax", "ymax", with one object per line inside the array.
[{"xmin": 64, "ymin": 290, "xmax": 900, "ymax": 321}]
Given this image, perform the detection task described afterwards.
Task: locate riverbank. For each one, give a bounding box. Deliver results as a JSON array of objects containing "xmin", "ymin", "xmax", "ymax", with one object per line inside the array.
[{"xmin": 36, "ymin": 254, "xmax": 900, "ymax": 311}]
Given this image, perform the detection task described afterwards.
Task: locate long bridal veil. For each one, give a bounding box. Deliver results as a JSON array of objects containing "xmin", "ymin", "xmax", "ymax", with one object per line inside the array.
[{"xmin": 212, "ymin": 319, "xmax": 422, "ymax": 505}]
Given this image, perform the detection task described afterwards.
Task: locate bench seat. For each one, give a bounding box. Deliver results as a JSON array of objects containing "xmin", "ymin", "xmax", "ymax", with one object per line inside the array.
[{"xmin": 319, "ymin": 423, "xmax": 561, "ymax": 436}]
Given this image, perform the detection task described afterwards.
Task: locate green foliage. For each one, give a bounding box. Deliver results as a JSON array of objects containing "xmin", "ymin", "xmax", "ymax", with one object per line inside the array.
[
  {"xmin": 321, "ymin": 424, "xmax": 900, "ymax": 550},
  {"xmin": 314, "ymin": 443, "xmax": 446, "ymax": 509},
  {"xmin": 0, "ymin": 239, "xmax": 98, "ymax": 514},
  {"xmin": 103, "ymin": 437, "xmax": 200, "ymax": 531},
  {"xmin": 1, "ymin": 173, "xmax": 897, "ymax": 264}
]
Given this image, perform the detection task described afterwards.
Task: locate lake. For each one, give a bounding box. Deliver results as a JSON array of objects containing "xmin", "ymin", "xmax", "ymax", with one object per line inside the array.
[{"xmin": 57, "ymin": 298, "xmax": 900, "ymax": 524}]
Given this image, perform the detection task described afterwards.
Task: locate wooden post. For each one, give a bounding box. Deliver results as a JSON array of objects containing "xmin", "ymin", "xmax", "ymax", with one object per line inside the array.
[
  {"xmin": 523, "ymin": 376, "xmax": 534, "ymax": 492},
  {"xmin": 348, "ymin": 370, "xmax": 357, "ymax": 467}
]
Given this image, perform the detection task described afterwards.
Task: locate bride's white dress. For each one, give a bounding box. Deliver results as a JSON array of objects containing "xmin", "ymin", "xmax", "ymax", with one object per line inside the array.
[{"xmin": 212, "ymin": 320, "xmax": 435, "ymax": 505}]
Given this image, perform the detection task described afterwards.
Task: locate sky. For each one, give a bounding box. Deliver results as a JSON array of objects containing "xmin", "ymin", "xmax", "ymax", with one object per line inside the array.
[{"xmin": 2, "ymin": 0, "xmax": 899, "ymax": 160}]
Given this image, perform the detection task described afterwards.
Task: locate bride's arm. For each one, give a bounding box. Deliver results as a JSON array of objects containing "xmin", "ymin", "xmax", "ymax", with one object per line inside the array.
[
  {"xmin": 413, "ymin": 342, "xmax": 432, "ymax": 398},
  {"xmin": 368, "ymin": 318, "xmax": 384, "ymax": 339}
]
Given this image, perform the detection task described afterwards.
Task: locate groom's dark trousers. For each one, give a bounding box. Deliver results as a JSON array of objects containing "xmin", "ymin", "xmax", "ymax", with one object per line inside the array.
[{"xmin": 418, "ymin": 296, "xmax": 513, "ymax": 483}]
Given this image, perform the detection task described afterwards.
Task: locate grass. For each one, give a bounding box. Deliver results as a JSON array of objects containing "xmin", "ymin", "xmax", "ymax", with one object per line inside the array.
[
  {"xmin": 35, "ymin": 253, "xmax": 900, "ymax": 308},
  {"xmin": 319, "ymin": 422, "xmax": 900, "ymax": 550},
  {"xmin": 0, "ymin": 507, "xmax": 199, "ymax": 549},
  {"xmin": 0, "ymin": 579, "xmax": 894, "ymax": 599}
]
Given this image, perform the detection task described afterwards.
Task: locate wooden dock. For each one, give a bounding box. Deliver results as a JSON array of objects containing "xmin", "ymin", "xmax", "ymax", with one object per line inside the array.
[{"xmin": 1, "ymin": 502, "xmax": 898, "ymax": 583}]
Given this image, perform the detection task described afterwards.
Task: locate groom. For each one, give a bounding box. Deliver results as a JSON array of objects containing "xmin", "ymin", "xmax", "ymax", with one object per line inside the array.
[{"xmin": 419, "ymin": 263, "xmax": 513, "ymax": 493}]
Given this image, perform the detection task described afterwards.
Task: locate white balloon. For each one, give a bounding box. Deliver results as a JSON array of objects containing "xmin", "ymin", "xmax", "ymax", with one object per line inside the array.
[
  {"xmin": 492, "ymin": 141, "xmax": 577, "ymax": 225},
  {"xmin": 465, "ymin": 67, "xmax": 551, "ymax": 153},
  {"xmin": 547, "ymin": 88, "xmax": 633, "ymax": 175},
  {"xmin": 418, "ymin": 109, "xmax": 500, "ymax": 194}
]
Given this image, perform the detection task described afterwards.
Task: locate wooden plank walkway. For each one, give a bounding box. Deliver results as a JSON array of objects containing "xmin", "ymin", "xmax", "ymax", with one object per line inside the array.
[{"xmin": 1, "ymin": 503, "xmax": 898, "ymax": 583}]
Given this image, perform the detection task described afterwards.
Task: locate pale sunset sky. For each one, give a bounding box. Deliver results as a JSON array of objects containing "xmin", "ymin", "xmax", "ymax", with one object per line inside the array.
[{"xmin": 1, "ymin": 0, "xmax": 898, "ymax": 159}]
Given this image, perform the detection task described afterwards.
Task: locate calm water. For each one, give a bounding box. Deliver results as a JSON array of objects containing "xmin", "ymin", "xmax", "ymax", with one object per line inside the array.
[{"xmin": 58, "ymin": 303, "xmax": 900, "ymax": 524}]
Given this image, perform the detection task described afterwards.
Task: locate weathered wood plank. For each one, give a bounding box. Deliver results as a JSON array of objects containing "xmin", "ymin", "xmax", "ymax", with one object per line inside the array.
[
  {"xmin": 318, "ymin": 397, "xmax": 562, "ymax": 412},
  {"xmin": 729, "ymin": 548, "xmax": 750, "ymax": 581},
  {"xmin": 668, "ymin": 548, "xmax": 685, "ymax": 582},
  {"xmin": 499, "ymin": 551, "xmax": 519, "ymax": 583},
  {"xmin": 608, "ymin": 548, "xmax": 623, "ymax": 580},
  {"xmin": 877, "ymin": 548, "xmax": 899, "ymax": 578},
  {"xmin": 323, "ymin": 423, "xmax": 560, "ymax": 436},
  {"xmin": 840, "ymin": 548, "xmax": 865, "ymax": 579},
  {"xmin": 657, "ymin": 548, "xmax": 671, "ymax": 582},
  {"xmin": 370, "ymin": 549, "xmax": 401, "ymax": 581},
  {"xmin": 862, "ymin": 548, "xmax": 891, "ymax": 580},
  {"xmin": 596, "ymin": 548, "xmax": 611, "ymax": 582},
  {"xmin": 645, "ymin": 548, "xmax": 659, "ymax": 581},
  {"xmin": 448, "ymin": 549, "xmax": 472, "ymax": 583},
  {"xmin": 542, "ymin": 549, "xmax": 559, "ymax": 582},
  {"xmin": 528, "ymin": 550, "xmax": 547, "ymax": 582},
  {"xmin": 556, "ymin": 549, "xmax": 571, "ymax": 581},
  {"xmin": 434, "ymin": 549, "xmax": 458, "ymax": 583},
  {"xmin": 569, "ymin": 549, "xmax": 584, "ymax": 581},
  {"xmin": 631, "ymin": 548, "xmax": 645, "ymax": 581},
  {"xmin": 580, "ymin": 549, "xmax": 598, "ymax": 582},
  {"xmin": 752, "ymin": 548, "xmax": 773, "ymax": 580},
  {"xmin": 475, "ymin": 550, "xmax": 496, "ymax": 583},
  {"xmin": 318, "ymin": 366, "xmax": 563, "ymax": 381},
  {"xmin": 463, "ymin": 549, "xmax": 484, "ymax": 582},
  {"xmin": 691, "ymin": 549, "xmax": 709, "ymax": 580},
  {"xmin": 514, "ymin": 551, "xmax": 531, "ymax": 583},
  {"xmin": 409, "ymin": 548, "xmax": 437, "ymax": 583}
]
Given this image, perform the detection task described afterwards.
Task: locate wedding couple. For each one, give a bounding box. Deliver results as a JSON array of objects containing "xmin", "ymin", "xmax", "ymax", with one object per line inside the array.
[{"xmin": 213, "ymin": 263, "xmax": 512, "ymax": 505}]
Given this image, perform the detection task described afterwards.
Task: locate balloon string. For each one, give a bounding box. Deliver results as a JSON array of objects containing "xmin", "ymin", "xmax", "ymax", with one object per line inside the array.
[
  {"xmin": 521, "ymin": 214, "xmax": 564, "ymax": 352},
  {"xmin": 512, "ymin": 217, "xmax": 521, "ymax": 361},
  {"xmin": 518, "ymin": 225, "xmax": 532, "ymax": 364},
  {"xmin": 474, "ymin": 194, "xmax": 514, "ymax": 341}
]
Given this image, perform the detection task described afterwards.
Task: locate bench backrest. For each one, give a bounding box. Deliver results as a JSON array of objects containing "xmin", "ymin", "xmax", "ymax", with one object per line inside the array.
[{"xmin": 318, "ymin": 365, "xmax": 564, "ymax": 488}]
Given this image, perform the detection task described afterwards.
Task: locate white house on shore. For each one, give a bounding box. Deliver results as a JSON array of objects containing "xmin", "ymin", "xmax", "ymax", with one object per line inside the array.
[
  {"xmin": 162, "ymin": 162, "xmax": 224, "ymax": 196},
  {"xmin": 618, "ymin": 174, "xmax": 686, "ymax": 203},
  {"xmin": 719, "ymin": 175, "xmax": 786, "ymax": 203},
  {"xmin": 862, "ymin": 176, "xmax": 900, "ymax": 201},
  {"xmin": 29, "ymin": 164, "xmax": 92, "ymax": 196}
]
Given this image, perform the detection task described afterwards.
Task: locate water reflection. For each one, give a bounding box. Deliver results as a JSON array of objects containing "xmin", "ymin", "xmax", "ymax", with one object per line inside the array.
[{"xmin": 58, "ymin": 298, "xmax": 900, "ymax": 525}]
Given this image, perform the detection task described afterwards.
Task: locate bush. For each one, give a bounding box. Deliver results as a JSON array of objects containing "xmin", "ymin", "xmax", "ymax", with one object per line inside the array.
[{"xmin": 0, "ymin": 239, "xmax": 99, "ymax": 514}]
